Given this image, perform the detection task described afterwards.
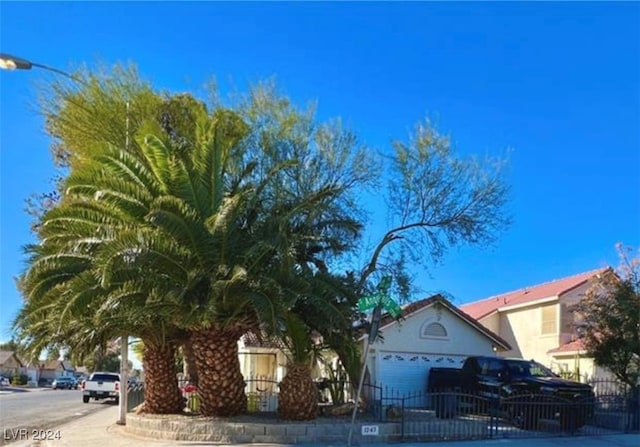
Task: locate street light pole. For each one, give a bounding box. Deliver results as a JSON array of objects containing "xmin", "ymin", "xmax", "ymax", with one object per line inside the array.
[
  {"xmin": 1, "ymin": 52, "xmax": 129, "ymax": 425},
  {"xmin": 0, "ymin": 53, "xmax": 86, "ymax": 84},
  {"xmin": 117, "ymin": 101, "xmax": 131, "ymax": 426}
]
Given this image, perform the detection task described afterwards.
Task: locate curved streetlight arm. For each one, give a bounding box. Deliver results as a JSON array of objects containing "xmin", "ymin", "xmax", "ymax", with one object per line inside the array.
[{"xmin": 0, "ymin": 53, "xmax": 86, "ymax": 85}]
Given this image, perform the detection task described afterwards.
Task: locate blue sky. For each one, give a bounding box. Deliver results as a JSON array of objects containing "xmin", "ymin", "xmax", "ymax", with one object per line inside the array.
[{"xmin": 1, "ymin": 1, "xmax": 639, "ymax": 354}]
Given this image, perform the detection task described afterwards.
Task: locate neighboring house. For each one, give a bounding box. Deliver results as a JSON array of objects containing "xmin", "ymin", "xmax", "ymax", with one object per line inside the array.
[
  {"xmin": 238, "ymin": 333, "xmax": 288, "ymax": 390},
  {"xmin": 460, "ymin": 267, "xmax": 611, "ymax": 381},
  {"xmin": 0, "ymin": 351, "xmax": 24, "ymax": 378},
  {"xmin": 74, "ymin": 366, "xmax": 89, "ymax": 378},
  {"xmin": 360, "ymin": 294, "xmax": 511, "ymax": 397},
  {"xmin": 546, "ymin": 339, "xmax": 612, "ymax": 381},
  {"xmin": 38, "ymin": 360, "xmax": 75, "ymax": 384},
  {"xmin": 24, "ymin": 363, "xmax": 40, "ymax": 386}
]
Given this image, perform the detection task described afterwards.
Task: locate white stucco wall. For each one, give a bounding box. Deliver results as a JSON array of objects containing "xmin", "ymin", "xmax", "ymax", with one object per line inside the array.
[{"xmin": 371, "ymin": 304, "xmax": 498, "ymax": 354}]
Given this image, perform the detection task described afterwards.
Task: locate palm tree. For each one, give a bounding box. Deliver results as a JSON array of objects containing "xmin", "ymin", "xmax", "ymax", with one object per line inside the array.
[
  {"xmin": 274, "ymin": 269, "xmax": 361, "ymax": 420},
  {"xmin": 277, "ymin": 314, "xmax": 320, "ymax": 420},
  {"xmin": 129, "ymin": 99, "xmax": 367, "ymax": 417},
  {"xmin": 56, "ymin": 106, "xmax": 287, "ymax": 417},
  {"xmin": 17, "ymin": 108, "xmax": 207, "ymax": 413},
  {"xmin": 19, "ymin": 86, "xmax": 370, "ymax": 418},
  {"xmin": 16, "ymin": 221, "xmax": 187, "ymax": 414}
]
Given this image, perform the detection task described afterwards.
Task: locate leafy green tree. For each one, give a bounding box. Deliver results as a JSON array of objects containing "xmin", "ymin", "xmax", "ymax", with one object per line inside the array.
[
  {"xmin": 27, "ymin": 65, "xmax": 200, "ymax": 228},
  {"xmin": 18, "ymin": 62, "xmax": 511, "ymax": 421},
  {"xmin": 18, "ymin": 67, "xmax": 223, "ymax": 414},
  {"xmin": 39, "ymin": 63, "xmax": 162, "ymax": 168},
  {"xmin": 331, "ymin": 121, "xmax": 511, "ymax": 387},
  {"xmin": 21, "ymin": 80, "xmax": 369, "ymax": 418},
  {"xmin": 0, "ymin": 339, "xmax": 20, "ymax": 351},
  {"xmin": 360, "ymin": 121, "xmax": 510, "ymax": 288},
  {"xmin": 574, "ymin": 244, "xmax": 640, "ymax": 388}
]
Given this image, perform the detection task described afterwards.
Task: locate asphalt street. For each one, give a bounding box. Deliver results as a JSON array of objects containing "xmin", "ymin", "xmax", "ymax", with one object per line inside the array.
[{"xmin": 0, "ymin": 388, "xmax": 113, "ymax": 445}]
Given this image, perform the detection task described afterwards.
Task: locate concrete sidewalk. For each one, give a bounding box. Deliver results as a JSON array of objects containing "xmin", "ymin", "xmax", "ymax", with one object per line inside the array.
[
  {"xmin": 0, "ymin": 386, "xmax": 51, "ymax": 395},
  {"xmin": 7, "ymin": 404, "xmax": 640, "ymax": 447}
]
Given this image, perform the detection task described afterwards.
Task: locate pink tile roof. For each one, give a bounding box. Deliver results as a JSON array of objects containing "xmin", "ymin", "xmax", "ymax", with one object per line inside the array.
[
  {"xmin": 460, "ymin": 267, "xmax": 610, "ymax": 320},
  {"xmin": 548, "ymin": 339, "xmax": 586, "ymax": 354}
]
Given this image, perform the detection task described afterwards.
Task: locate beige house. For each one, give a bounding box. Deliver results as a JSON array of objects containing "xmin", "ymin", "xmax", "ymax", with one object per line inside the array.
[
  {"xmin": 0, "ymin": 351, "xmax": 24, "ymax": 378},
  {"xmin": 38, "ymin": 360, "xmax": 75, "ymax": 384},
  {"xmin": 460, "ymin": 267, "xmax": 611, "ymax": 381},
  {"xmin": 237, "ymin": 333, "xmax": 288, "ymax": 388}
]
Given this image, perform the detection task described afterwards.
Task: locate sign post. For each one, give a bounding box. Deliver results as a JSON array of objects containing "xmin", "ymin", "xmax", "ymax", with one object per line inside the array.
[
  {"xmin": 347, "ymin": 277, "xmax": 401, "ymax": 447},
  {"xmin": 117, "ymin": 334, "xmax": 129, "ymax": 425}
]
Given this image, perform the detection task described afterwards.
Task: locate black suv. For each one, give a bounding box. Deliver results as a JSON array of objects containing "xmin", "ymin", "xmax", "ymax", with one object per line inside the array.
[{"xmin": 429, "ymin": 356, "xmax": 595, "ymax": 430}]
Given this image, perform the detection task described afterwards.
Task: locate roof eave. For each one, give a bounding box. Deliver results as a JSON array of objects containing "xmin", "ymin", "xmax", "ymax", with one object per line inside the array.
[
  {"xmin": 358, "ymin": 296, "xmax": 512, "ymax": 351},
  {"xmin": 548, "ymin": 349, "xmax": 589, "ymax": 357},
  {"xmin": 498, "ymin": 296, "xmax": 558, "ymax": 313}
]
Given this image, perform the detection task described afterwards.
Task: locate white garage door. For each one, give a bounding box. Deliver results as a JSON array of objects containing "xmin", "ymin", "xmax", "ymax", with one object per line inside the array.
[{"xmin": 377, "ymin": 352, "xmax": 467, "ymax": 401}]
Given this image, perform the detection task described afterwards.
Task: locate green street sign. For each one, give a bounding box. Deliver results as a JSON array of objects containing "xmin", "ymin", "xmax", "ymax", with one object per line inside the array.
[
  {"xmin": 384, "ymin": 300, "xmax": 402, "ymax": 319},
  {"xmin": 357, "ymin": 294, "xmax": 381, "ymax": 311},
  {"xmin": 357, "ymin": 276, "xmax": 402, "ymax": 318}
]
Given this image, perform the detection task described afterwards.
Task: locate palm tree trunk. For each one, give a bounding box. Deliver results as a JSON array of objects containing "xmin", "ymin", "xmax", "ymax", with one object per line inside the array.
[
  {"xmin": 141, "ymin": 341, "xmax": 184, "ymax": 414},
  {"xmin": 278, "ymin": 363, "xmax": 318, "ymax": 420},
  {"xmin": 190, "ymin": 326, "xmax": 246, "ymax": 417}
]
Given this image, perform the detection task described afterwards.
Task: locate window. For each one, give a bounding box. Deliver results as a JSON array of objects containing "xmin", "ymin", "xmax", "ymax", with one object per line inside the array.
[
  {"xmin": 90, "ymin": 373, "xmax": 119, "ymax": 382},
  {"xmin": 480, "ymin": 358, "xmax": 506, "ymax": 376},
  {"xmin": 541, "ymin": 304, "xmax": 557, "ymax": 334},
  {"xmin": 420, "ymin": 322, "xmax": 447, "ymax": 338}
]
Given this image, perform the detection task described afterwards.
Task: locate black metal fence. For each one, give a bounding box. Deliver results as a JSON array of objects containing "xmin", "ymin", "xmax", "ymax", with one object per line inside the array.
[
  {"xmin": 127, "ymin": 383, "xmax": 145, "ymax": 411},
  {"xmin": 373, "ymin": 379, "xmax": 639, "ymax": 441},
  {"xmin": 131, "ymin": 377, "xmax": 639, "ymax": 442}
]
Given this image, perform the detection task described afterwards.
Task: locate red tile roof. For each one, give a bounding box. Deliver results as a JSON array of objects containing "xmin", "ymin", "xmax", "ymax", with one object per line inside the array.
[
  {"xmin": 241, "ymin": 331, "xmax": 287, "ymax": 350},
  {"xmin": 548, "ymin": 339, "xmax": 586, "ymax": 354},
  {"xmin": 363, "ymin": 294, "xmax": 511, "ymax": 350},
  {"xmin": 460, "ymin": 267, "xmax": 610, "ymax": 320}
]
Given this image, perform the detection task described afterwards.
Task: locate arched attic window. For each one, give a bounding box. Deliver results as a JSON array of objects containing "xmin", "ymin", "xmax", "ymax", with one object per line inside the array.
[{"xmin": 420, "ymin": 321, "xmax": 448, "ymax": 339}]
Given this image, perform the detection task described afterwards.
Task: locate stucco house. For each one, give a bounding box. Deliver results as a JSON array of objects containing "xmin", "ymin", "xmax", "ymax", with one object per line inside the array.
[
  {"xmin": 38, "ymin": 360, "xmax": 76, "ymax": 385},
  {"xmin": 236, "ymin": 295, "xmax": 510, "ymax": 396},
  {"xmin": 460, "ymin": 267, "xmax": 611, "ymax": 381},
  {"xmin": 0, "ymin": 351, "xmax": 24, "ymax": 378},
  {"xmin": 238, "ymin": 332, "xmax": 288, "ymax": 388},
  {"xmin": 360, "ymin": 294, "xmax": 511, "ymax": 397}
]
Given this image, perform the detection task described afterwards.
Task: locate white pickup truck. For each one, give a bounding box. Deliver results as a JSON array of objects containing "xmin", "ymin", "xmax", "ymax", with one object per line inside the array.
[{"xmin": 81, "ymin": 372, "xmax": 120, "ymax": 404}]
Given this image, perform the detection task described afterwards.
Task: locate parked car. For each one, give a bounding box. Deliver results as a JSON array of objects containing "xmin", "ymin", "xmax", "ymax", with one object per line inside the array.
[
  {"xmin": 428, "ymin": 356, "xmax": 595, "ymax": 430},
  {"xmin": 0, "ymin": 376, "xmax": 10, "ymax": 387},
  {"xmin": 52, "ymin": 377, "xmax": 75, "ymax": 390}
]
